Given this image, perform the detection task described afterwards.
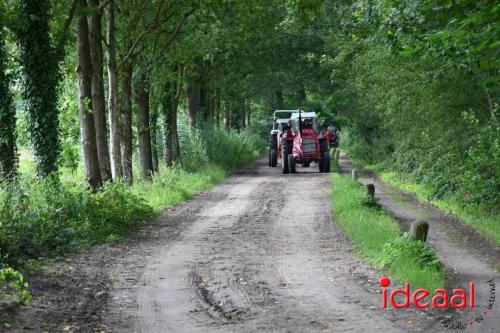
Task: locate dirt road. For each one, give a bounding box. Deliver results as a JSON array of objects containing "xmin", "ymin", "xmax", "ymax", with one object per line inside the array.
[
  {"xmin": 101, "ymin": 158, "xmax": 429, "ymax": 332},
  {"xmin": 6, "ymin": 157, "xmax": 498, "ymax": 332}
]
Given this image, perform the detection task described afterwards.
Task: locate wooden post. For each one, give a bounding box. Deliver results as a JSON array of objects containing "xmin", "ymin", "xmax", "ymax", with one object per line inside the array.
[
  {"xmin": 409, "ymin": 220, "xmax": 429, "ymax": 242},
  {"xmin": 335, "ymin": 150, "xmax": 340, "ymax": 163},
  {"xmin": 366, "ymin": 183, "xmax": 375, "ymax": 198},
  {"xmin": 352, "ymin": 169, "xmax": 358, "ymax": 181}
]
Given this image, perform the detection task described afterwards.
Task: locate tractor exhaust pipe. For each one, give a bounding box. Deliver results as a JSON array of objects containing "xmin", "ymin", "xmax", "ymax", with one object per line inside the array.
[{"xmin": 298, "ymin": 109, "xmax": 302, "ymax": 134}]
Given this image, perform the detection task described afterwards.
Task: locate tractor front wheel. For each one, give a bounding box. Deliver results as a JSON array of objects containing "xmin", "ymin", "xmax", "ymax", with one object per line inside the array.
[
  {"xmin": 321, "ymin": 151, "xmax": 331, "ymax": 173},
  {"xmin": 270, "ymin": 149, "xmax": 277, "ymax": 167},
  {"xmin": 288, "ymin": 154, "xmax": 296, "ymax": 174},
  {"xmin": 281, "ymin": 148, "xmax": 289, "ymax": 174}
]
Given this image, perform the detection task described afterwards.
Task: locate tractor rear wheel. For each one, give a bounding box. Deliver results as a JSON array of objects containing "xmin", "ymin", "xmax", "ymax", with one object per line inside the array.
[
  {"xmin": 322, "ymin": 151, "xmax": 331, "ymax": 173},
  {"xmin": 288, "ymin": 154, "xmax": 296, "ymax": 174},
  {"xmin": 270, "ymin": 149, "xmax": 277, "ymax": 167},
  {"xmin": 281, "ymin": 148, "xmax": 289, "ymax": 174}
]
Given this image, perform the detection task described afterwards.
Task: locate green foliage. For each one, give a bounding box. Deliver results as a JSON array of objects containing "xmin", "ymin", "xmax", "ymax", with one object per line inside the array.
[
  {"xmin": 131, "ymin": 165, "xmax": 225, "ymax": 212},
  {"xmin": 0, "ymin": 8, "xmax": 17, "ymax": 180},
  {"xmin": 331, "ymin": 173, "xmax": 444, "ymax": 291},
  {"xmin": 0, "ymin": 266, "xmax": 31, "ymax": 304},
  {"xmin": 0, "ymin": 178, "xmax": 154, "ymax": 267},
  {"xmin": 335, "ymin": 38, "xmax": 499, "ymax": 211},
  {"xmin": 57, "ymin": 73, "xmax": 80, "ymax": 173},
  {"xmin": 375, "ymin": 236, "xmax": 443, "ymax": 273},
  {"xmin": 376, "ymin": 0, "xmax": 500, "ymax": 81},
  {"xmin": 177, "ymin": 114, "xmax": 266, "ymax": 171}
]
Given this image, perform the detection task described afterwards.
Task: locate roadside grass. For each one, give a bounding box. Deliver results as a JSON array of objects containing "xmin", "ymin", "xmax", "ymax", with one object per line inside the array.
[
  {"xmin": 370, "ymin": 167, "xmax": 500, "ymax": 246},
  {"xmin": 131, "ymin": 165, "xmax": 226, "ymax": 212},
  {"xmin": 331, "ymin": 173, "xmax": 444, "ymax": 291}
]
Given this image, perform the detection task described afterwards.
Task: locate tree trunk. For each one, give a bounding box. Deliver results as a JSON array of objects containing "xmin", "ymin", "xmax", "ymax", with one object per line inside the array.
[
  {"xmin": 0, "ymin": 29, "xmax": 17, "ymax": 180},
  {"xmin": 135, "ymin": 82, "xmax": 154, "ymax": 180},
  {"xmin": 105, "ymin": 0, "xmax": 122, "ymax": 179},
  {"xmin": 223, "ymin": 101, "xmax": 231, "ymax": 129},
  {"xmin": 76, "ymin": 1, "xmax": 102, "ymax": 189},
  {"xmin": 88, "ymin": 0, "xmax": 112, "ymax": 182},
  {"xmin": 275, "ymin": 89, "xmax": 284, "ymax": 109},
  {"xmin": 120, "ymin": 61, "xmax": 133, "ymax": 184},
  {"xmin": 240, "ymin": 100, "xmax": 245, "ymax": 128},
  {"xmin": 211, "ymin": 88, "xmax": 218, "ymax": 124},
  {"xmin": 199, "ymin": 85, "xmax": 206, "ymax": 121},
  {"xmin": 207, "ymin": 89, "xmax": 214, "ymax": 122},
  {"xmin": 149, "ymin": 107, "xmax": 161, "ymax": 173},
  {"xmin": 296, "ymin": 88, "xmax": 306, "ymax": 102},
  {"xmin": 267, "ymin": 93, "xmax": 273, "ymax": 112},
  {"xmin": 243, "ymin": 98, "xmax": 251, "ymax": 128},
  {"xmin": 215, "ymin": 97, "xmax": 220, "ymax": 127},
  {"xmin": 186, "ymin": 81, "xmax": 200, "ymax": 129},
  {"xmin": 17, "ymin": 0, "xmax": 61, "ymax": 176},
  {"xmin": 150, "ymin": 112, "xmax": 159, "ymax": 172},
  {"xmin": 162, "ymin": 83, "xmax": 181, "ymax": 166}
]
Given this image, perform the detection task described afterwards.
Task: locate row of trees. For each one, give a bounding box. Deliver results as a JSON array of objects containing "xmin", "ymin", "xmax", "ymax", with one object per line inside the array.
[
  {"xmin": 0, "ymin": 0, "xmax": 497, "ymax": 208},
  {"xmin": 0, "ymin": 0, "xmax": 320, "ymax": 188}
]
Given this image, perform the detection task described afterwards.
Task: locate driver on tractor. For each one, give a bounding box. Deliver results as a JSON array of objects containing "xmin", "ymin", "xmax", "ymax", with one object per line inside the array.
[{"xmin": 302, "ymin": 118, "xmax": 313, "ymax": 130}]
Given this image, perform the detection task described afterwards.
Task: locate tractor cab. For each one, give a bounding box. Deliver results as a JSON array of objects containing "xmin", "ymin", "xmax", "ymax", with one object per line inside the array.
[
  {"xmin": 290, "ymin": 112, "xmax": 318, "ymax": 134},
  {"xmin": 272, "ymin": 118, "xmax": 290, "ymax": 134}
]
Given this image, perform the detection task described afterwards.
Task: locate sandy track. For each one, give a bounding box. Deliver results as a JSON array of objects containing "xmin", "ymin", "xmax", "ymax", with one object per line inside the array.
[{"xmin": 100, "ymin": 158, "xmax": 431, "ymax": 332}]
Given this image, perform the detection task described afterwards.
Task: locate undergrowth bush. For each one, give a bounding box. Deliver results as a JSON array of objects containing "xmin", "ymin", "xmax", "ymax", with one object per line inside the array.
[
  {"xmin": 375, "ymin": 235, "xmax": 443, "ymax": 273},
  {"xmin": 0, "ymin": 179, "xmax": 154, "ymax": 267},
  {"xmin": 177, "ymin": 115, "xmax": 266, "ymax": 171},
  {"xmin": 0, "ymin": 266, "xmax": 31, "ymax": 305}
]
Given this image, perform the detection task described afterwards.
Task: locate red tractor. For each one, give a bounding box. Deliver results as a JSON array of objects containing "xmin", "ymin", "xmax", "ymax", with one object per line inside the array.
[{"xmin": 269, "ymin": 110, "xmax": 330, "ymax": 174}]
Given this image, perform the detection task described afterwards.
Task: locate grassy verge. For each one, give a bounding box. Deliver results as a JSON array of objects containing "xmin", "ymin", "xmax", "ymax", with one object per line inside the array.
[
  {"xmin": 331, "ymin": 173, "xmax": 444, "ymax": 291},
  {"xmin": 131, "ymin": 165, "xmax": 226, "ymax": 212},
  {"xmin": 364, "ymin": 166, "xmax": 500, "ymax": 245}
]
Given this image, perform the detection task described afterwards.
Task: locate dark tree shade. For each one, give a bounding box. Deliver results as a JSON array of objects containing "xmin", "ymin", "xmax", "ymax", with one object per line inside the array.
[
  {"xmin": 17, "ymin": 0, "xmax": 61, "ymax": 176},
  {"xmin": 136, "ymin": 81, "xmax": 154, "ymax": 180},
  {"xmin": 0, "ymin": 17, "xmax": 17, "ymax": 180},
  {"xmin": 162, "ymin": 82, "xmax": 181, "ymax": 166}
]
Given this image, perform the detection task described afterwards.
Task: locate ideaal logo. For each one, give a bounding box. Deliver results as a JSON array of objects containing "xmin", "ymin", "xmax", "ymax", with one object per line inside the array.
[
  {"xmin": 379, "ymin": 276, "xmax": 475, "ymax": 309},
  {"xmin": 378, "ymin": 276, "xmax": 496, "ymax": 330}
]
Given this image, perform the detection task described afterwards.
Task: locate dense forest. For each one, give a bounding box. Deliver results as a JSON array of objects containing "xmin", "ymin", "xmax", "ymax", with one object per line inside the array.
[{"xmin": 0, "ymin": 0, "xmax": 498, "ymax": 287}]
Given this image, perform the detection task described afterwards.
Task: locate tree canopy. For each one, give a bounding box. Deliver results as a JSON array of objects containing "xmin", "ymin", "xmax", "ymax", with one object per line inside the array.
[{"xmin": 0, "ymin": 0, "xmax": 497, "ymax": 208}]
